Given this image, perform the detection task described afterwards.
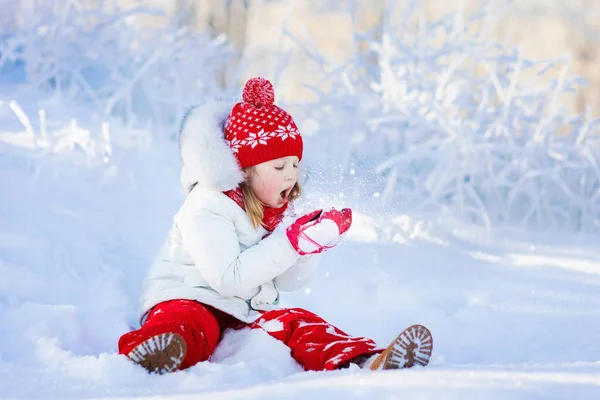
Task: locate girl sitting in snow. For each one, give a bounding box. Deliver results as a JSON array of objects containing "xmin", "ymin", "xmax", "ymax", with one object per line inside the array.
[{"xmin": 118, "ymin": 77, "xmax": 433, "ymax": 374}]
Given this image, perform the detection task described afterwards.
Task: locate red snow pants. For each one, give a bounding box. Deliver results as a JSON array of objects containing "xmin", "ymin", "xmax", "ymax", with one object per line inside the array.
[{"xmin": 118, "ymin": 299, "xmax": 380, "ymax": 371}]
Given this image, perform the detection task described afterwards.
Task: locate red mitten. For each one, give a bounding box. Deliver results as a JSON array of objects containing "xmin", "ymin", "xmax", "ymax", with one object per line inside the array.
[{"xmin": 286, "ymin": 208, "xmax": 352, "ymax": 255}]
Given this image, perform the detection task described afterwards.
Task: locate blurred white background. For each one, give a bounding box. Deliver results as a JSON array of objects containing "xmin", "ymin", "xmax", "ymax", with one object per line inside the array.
[{"xmin": 108, "ymin": 0, "xmax": 600, "ymax": 115}]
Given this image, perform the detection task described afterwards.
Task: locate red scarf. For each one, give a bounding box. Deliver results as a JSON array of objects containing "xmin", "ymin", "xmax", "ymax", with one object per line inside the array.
[{"xmin": 223, "ymin": 188, "xmax": 288, "ymax": 232}]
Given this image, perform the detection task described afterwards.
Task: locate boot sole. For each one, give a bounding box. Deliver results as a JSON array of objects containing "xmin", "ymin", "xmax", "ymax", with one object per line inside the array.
[
  {"xmin": 377, "ymin": 324, "xmax": 433, "ymax": 369},
  {"xmin": 127, "ymin": 332, "xmax": 187, "ymax": 374}
]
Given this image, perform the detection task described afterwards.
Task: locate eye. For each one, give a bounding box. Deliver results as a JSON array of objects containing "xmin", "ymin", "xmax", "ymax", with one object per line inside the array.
[
  {"xmin": 275, "ymin": 166, "xmax": 284, "ymax": 170},
  {"xmin": 293, "ymin": 165, "xmax": 298, "ymax": 169}
]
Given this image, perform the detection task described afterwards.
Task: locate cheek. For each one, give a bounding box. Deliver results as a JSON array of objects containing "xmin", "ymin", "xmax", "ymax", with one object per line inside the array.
[
  {"xmin": 264, "ymin": 175, "xmax": 282, "ymax": 195},
  {"xmin": 251, "ymin": 171, "xmax": 280, "ymax": 199}
]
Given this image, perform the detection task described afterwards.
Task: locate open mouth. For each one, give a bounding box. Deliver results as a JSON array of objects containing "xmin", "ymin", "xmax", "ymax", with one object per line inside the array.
[{"xmin": 280, "ymin": 187, "xmax": 293, "ymax": 200}]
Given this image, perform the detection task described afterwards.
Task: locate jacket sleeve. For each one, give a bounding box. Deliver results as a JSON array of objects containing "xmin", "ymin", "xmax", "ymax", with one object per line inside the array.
[
  {"xmin": 274, "ymin": 254, "xmax": 319, "ymax": 292},
  {"xmin": 177, "ymin": 191, "xmax": 300, "ymax": 298}
]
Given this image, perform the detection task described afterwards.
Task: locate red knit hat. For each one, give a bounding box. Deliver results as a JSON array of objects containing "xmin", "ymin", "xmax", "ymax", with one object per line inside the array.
[{"xmin": 224, "ymin": 77, "xmax": 303, "ymax": 169}]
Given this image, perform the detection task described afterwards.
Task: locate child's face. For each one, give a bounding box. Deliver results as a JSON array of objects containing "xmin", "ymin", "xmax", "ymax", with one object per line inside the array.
[{"xmin": 245, "ymin": 156, "xmax": 299, "ymax": 208}]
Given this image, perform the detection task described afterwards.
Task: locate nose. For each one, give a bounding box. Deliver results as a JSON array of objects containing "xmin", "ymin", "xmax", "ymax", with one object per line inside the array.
[{"xmin": 284, "ymin": 165, "xmax": 295, "ymax": 180}]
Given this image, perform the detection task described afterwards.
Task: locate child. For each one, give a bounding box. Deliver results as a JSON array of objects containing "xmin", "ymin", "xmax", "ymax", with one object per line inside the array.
[{"xmin": 118, "ymin": 77, "xmax": 433, "ymax": 374}]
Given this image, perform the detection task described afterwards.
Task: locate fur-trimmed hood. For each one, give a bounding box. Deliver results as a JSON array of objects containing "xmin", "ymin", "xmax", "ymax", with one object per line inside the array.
[{"xmin": 179, "ymin": 101, "xmax": 244, "ymax": 193}]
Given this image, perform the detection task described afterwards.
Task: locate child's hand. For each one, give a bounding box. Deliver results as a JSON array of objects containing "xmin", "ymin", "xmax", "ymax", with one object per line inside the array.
[{"xmin": 286, "ymin": 208, "xmax": 352, "ymax": 255}]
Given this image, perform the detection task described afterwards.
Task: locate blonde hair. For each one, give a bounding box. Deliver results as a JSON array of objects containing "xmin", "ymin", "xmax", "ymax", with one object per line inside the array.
[{"xmin": 240, "ymin": 167, "xmax": 302, "ymax": 229}]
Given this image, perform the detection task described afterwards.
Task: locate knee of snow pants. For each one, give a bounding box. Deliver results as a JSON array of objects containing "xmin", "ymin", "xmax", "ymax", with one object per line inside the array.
[{"xmin": 118, "ymin": 299, "xmax": 226, "ymax": 370}]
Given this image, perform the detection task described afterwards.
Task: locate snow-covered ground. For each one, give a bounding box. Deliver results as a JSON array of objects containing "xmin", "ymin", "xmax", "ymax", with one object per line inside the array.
[{"xmin": 1, "ymin": 94, "xmax": 600, "ymax": 399}]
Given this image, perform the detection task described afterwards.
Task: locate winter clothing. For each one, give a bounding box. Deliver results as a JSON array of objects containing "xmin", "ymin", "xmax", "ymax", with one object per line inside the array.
[
  {"xmin": 142, "ymin": 97, "xmax": 317, "ymax": 324},
  {"xmin": 120, "ymin": 300, "xmax": 236, "ymax": 370},
  {"xmin": 224, "ymin": 77, "xmax": 303, "ymax": 169},
  {"xmin": 140, "ymin": 173, "xmax": 319, "ymax": 323},
  {"xmin": 363, "ymin": 324, "xmax": 433, "ymax": 370},
  {"xmin": 179, "ymin": 101, "xmax": 244, "ymax": 194},
  {"xmin": 122, "ymin": 77, "xmax": 383, "ymax": 375},
  {"xmin": 119, "ymin": 299, "xmax": 380, "ymax": 372},
  {"xmin": 125, "ymin": 332, "xmax": 187, "ymax": 374},
  {"xmin": 286, "ymin": 208, "xmax": 353, "ymax": 255},
  {"xmin": 223, "ymin": 187, "xmax": 288, "ymax": 232}
]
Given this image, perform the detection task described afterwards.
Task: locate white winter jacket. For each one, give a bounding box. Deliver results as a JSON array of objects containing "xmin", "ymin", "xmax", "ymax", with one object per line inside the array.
[{"xmin": 139, "ymin": 101, "xmax": 318, "ymax": 323}]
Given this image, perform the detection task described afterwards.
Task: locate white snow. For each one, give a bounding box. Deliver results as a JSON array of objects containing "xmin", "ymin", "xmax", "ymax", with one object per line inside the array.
[
  {"xmin": 2, "ymin": 121, "xmax": 600, "ymax": 399},
  {"xmin": 2, "ymin": 2, "xmax": 600, "ymax": 399}
]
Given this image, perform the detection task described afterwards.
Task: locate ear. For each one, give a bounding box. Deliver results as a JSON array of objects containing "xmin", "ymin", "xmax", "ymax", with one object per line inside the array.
[{"xmin": 241, "ymin": 169, "xmax": 250, "ymax": 179}]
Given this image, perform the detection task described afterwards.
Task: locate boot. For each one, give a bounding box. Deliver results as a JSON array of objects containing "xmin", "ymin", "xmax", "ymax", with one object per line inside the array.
[
  {"xmin": 126, "ymin": 332, "xmax": 187, "ymax": 374},
  {"xmin": 364, "ymin": 324, "xmax": 433, "ymax": 370}
]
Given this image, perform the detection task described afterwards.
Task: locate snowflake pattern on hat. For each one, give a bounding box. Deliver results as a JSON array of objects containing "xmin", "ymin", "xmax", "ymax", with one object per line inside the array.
[
  {"xmin": 244, "ymin": 129, "xmax": 270, "ymax": 149},
  {"xmin": 271, "ymin": 123, "xmax": 300, "ymax": 141}
]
